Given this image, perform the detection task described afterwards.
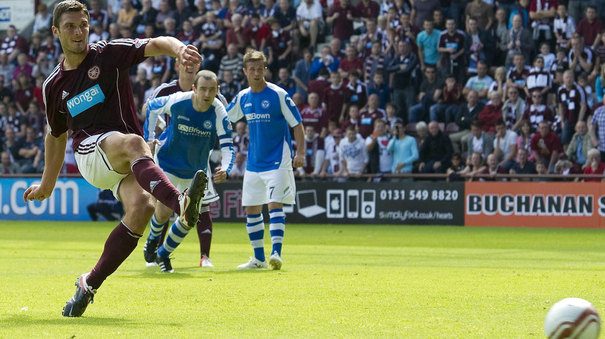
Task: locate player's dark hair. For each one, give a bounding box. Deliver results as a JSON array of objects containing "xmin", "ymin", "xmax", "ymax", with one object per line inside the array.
[{"xmin": 53, "ymin": 0, "xmax": 89, "ymax": 29}]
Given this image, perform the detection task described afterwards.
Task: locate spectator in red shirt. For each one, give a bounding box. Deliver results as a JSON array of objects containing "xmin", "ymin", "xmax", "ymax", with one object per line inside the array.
[
  {"xmin": 324, "ymin": 71, "xmax": 351, "ymax": 123},
  {"xmin": 358, "ymin": 94, "xmax": 386, "ymax": 138},
  {"xmin": 341, "ymin": 104, "xmax": 361, "ymax": 131},
  {"xmin": 339, "ymin": 45, "xmax": 363, "ymax": 77},
  {"xmin": 12, "ymin": 53, "xmax": 33, "ymax": 81},
  {"xmin": 478, "ymin": 91, "xmax": 504, "ymax": 135},
  {"xmin": 345, "ymin": 70, "xmax": 367, "ymax": 109},
  {"xmin": 267, "ymin": 18, "xmax": 293, "ymax": 74},
  {"xmin": 176, "ymin": 20, "xmax": 199, "ymax": 46},
  {"xmin": 298, "ymin": 125, "xmax": 326, "ymax": 176},
  {"xmin": 307, "ymin": 68, "xmax": 330, "ymax": 102},
  {"xmin": 244, "ymin": 14, "xmax": 270, "ymax": 51},
  {"xmin": 531, "ymin": 121, "xmax": 563, "ymax": 172},
  {"xmin": 355, "ymin": 0, "xmax": 380, "ymax": 20},
  {"xmin": 300, "ymin": 92, "xmax": 328, "ymax": 136},
  {"xmin": 326, "ymin": 0, "xmax": 355, "ymax": 41},
  {"xmin": 225, "ymin": 13, "xmax": 247, "ymax": 50},
  {"xmin": 576, "ymin": 5, "xmax": 603, "ymax": 46},
  {"xmin": 582, "ymin": 148, "xmax": 605, "ymax": 181},
  {"xmin": 13, "ymin": 73, "xmax": 34, "ymax": 114}
]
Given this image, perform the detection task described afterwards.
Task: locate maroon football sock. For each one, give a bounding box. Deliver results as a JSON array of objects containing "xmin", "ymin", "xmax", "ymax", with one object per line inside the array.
[
  {"xmin": 196, "ymin": 210, "xmax": 213, "ymax": 257},
  {"xmin": 159, "ymin": 221, "xmax": 169, "ymax": 243},
  {"xmin": 87, "ymin": 222, "xmax": 141, "ymax": 290},
  {"xmin": 131, "ymin": 156, "xmax": 181, "ymax": 214}
]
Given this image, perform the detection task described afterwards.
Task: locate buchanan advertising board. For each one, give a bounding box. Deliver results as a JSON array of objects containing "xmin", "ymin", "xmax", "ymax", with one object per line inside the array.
[
  {"xmin": 210, "ymin": 181, "xmax": 464, "ymax": 225},
  {"xmin": 465, "ymin": 182, "xmax": 605, "ymax": 228}
]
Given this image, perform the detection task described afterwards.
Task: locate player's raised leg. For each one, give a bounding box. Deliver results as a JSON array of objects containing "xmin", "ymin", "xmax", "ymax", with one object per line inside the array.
[
  {"xmin": 154, "ymin": 172, "xmax": 207, "ymax": 272},
  {"xmin": 100, "ymin": 133, "xmax": 204, "ymax": 227},
  {"xmin": 63, "ymin": 175, "xmax": 154, "ymax": 317}
]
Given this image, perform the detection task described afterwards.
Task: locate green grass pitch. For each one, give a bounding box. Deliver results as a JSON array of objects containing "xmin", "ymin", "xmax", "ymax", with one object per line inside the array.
[{"xmin": 1, "ymin": 221, "xmax": 604, "ymax": 337}]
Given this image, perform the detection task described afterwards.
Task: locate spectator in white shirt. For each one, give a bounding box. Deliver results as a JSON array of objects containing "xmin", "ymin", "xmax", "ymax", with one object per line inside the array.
[
  {"xmin": 338, "ymin": 126, "xmax": 368, "ymax": 177},
  {"xmin": 493, "ymin": 119, "xmax": 518, "ymax": 170}
]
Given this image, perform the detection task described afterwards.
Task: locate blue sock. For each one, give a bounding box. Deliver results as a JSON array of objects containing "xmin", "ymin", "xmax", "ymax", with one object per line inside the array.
[
  {"xmin": 148, "ymin": 215, "xmax": 167, "ymax": 241},
  {"xmin": 246, "ymin": 213, "xmax": 265, "ymax": 262},
  {"xmin": 269, "ymin": 208, "xmax": 285, "ymax": 256},
  {"xmin": 157, "ymin": 218, "xmax": 191, "ymax": 258}
]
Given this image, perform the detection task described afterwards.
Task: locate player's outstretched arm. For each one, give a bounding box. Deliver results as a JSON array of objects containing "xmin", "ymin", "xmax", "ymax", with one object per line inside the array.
[
  {"xmin": 23, "ymin": 132, "xmax": 67, "ymax": 202},
  {"xmin": 144, "ymin": 36, "xmax": 201, "ymax": 68}
]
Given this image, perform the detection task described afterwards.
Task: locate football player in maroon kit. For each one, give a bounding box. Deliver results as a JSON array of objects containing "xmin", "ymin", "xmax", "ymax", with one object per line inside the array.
[{"xmin": 22, "ymin": 0, "xmax": 206, "ymax": 317}]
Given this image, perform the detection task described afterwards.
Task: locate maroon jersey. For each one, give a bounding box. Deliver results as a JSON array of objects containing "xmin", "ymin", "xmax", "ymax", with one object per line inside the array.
[
  {"xmin": 355, "ymin": 0, "xmax": 379, "ymax": 19},
  {"xmin": 324, "ymin": 84, "xmax": 351, "ymax": 122},
  {"xmin": 152, "ymin": 79, "xmax": 180, "ymax": 98},
  {"xmin": 307, "ymin": 77, "xmax": 330, "ymax": 103},
  {"xmin": 507, "ymin": 66, "xmax": 530, "ymax": 97},
  {"xmin": 358, "ymin": 108, "xmax": 386, "ymax": 138},
  {"xmin": 300, "ymin": 105, "xmax": 328, "ymax": 133},
  {"xmin": 43, "ymin": 38, "xmax": 149, "ymax": 149},
  {"xmin": 303, "ymin": 135, "xmax": 325, "ymax": 174},
  {"xmin": 438, "ymin": 30, "xmax": 465, "ymax": 63}
]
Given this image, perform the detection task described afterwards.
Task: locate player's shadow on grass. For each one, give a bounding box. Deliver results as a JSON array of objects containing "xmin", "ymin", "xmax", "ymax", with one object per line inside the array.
[
  {"xmin": 170, "ymin": 265, "xmax": 284, "ymax": 274},
  {"xmin": 2, "ymin": 314, "xmax": 134, "ymax": 326},
  {"xmin": 128, "ymin": 270, "xmax": 195, "ymax": 278}
]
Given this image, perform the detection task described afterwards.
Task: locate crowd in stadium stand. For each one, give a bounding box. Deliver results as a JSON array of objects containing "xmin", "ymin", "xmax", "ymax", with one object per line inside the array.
[{"xmin": 1, "ymin": 0, "xmax": 605, "ymax": 181}]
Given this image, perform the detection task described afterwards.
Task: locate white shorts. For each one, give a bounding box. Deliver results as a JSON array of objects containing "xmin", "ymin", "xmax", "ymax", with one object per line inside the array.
[
  {"xmin": 74, "ymin": 132, "xmax": 127, "ymax": 199},
  {"xmin": 164, "ymin": 170, "xmax": 219, "ymax": 205},
  {"xmin": 241, "ymin": 168, "xmax": 296, "ymax": 206}
]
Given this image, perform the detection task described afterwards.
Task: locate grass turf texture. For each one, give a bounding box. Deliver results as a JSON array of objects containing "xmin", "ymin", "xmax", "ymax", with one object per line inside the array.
[{"xmin": 1, "ymin": 221, "xmax": 604, "ymax": 337}]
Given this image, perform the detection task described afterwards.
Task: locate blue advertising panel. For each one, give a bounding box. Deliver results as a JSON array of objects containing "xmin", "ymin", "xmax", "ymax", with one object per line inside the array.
[{"xmin": 0, "ymin": 177, "xmax": 99, "ymax": 221}]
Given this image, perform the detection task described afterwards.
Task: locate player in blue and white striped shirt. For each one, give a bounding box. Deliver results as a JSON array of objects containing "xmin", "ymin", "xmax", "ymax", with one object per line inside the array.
[
  {"xmin": 144, "ymin": 70, "xmax": 235, "ymax": 272},
  {"xmin": 227, "ymin": 50, "xmax": 305, "ymax": 270}
]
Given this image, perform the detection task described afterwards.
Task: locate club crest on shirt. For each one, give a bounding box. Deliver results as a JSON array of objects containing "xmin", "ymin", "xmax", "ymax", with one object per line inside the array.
[
  {"xmin": 88, "ymin": 66, "xmax": 100, "ymax": 80},
  {"xmin": 203, "ymin": 120, "xmax": 212, "ymax": 129},
  {"xmin": 261, "ymin": 100, "xmax": 270, "ymax": 109}
]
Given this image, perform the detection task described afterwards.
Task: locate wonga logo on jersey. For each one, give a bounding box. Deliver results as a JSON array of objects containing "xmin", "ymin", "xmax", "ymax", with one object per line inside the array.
[{"xmin": 66, "ymin": 84, "xmax": 106, "ymax": 117}]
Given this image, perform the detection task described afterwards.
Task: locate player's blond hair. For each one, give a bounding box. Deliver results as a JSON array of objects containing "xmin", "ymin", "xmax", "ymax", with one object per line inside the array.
[
  {"xmin": 243, "ymin": 49, "xmax": 267, "ymax": 68},
  {"xmin": 53, "ymin": 0, "xmax": 89, "ymax": 29}
]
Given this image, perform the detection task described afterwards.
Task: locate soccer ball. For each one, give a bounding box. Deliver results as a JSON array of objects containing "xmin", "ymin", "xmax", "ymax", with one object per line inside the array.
[{"xmin": 544, "ymin": 298, "xmax": 601, "ymax": 339}]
